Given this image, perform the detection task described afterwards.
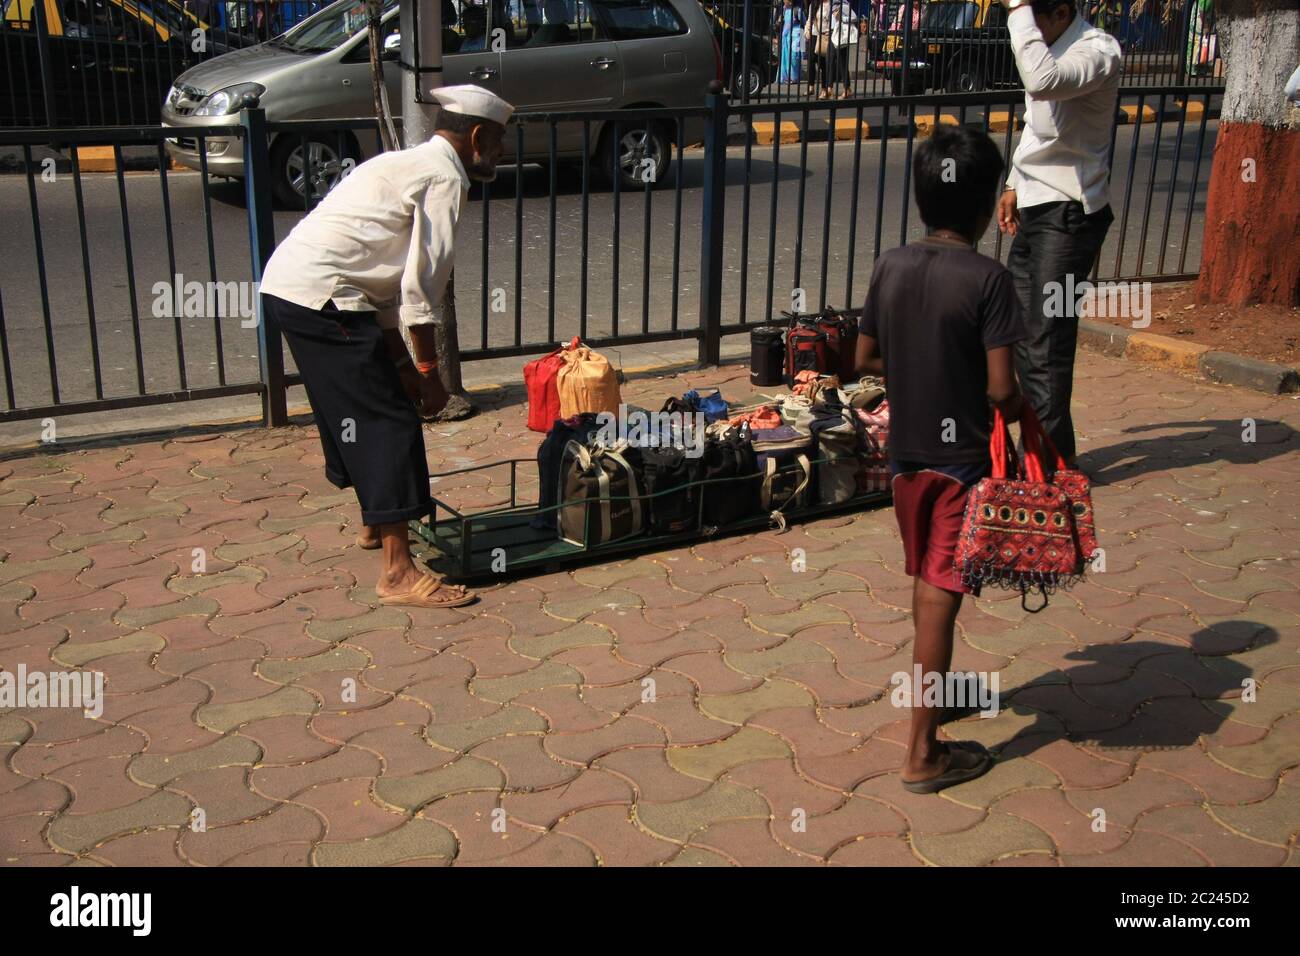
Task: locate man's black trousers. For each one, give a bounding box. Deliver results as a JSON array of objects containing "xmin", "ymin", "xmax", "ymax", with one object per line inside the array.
[
  {"xmin": 1008, "ymin": 200, "xmax": 1113, "ymax": 462},
  {"xmin": 263, "ymin": 293, "xmax": 432, "ymax": 526}
]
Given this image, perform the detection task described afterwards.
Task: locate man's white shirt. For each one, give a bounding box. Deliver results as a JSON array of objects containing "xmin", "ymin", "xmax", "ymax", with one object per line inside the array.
[
  {"xmin": 1006, "ymin": 7, "xmax": 1122, "ymax": 214},
  {"xmin": 260, "ymin": 135, "xmax": 470, "ymax": 330}
]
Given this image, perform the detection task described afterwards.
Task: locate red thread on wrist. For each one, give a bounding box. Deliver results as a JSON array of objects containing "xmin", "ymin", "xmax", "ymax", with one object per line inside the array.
[{"xmin": 416, "ymin": 360, "xmax": 438, "ymax": 374}]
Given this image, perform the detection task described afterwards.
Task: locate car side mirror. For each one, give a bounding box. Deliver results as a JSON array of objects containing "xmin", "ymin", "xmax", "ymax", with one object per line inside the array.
[{"xmin": 383, "ymin": 33, "xmax": 401, "ymax": 59}]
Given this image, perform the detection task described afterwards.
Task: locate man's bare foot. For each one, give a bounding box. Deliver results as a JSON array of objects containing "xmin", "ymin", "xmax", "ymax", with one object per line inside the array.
[{"xmin": 357, "ymin": 526, "xmax": 382, "ymax": 550}]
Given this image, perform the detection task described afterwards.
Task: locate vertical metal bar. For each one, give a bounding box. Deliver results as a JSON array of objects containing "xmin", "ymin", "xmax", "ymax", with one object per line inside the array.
[
  {"xmin": 1134, "ymin": 92, "xmax": 1166, "ymax": 279},
  {"xmin": 29, "ymin": 0, "xmax": 57, "ymax": 125},
  {"xmin": 793, "ymin": 107, "xmax": 810, "ymax": 295},
  {"xmin": 196, "ymin": 133, "xmax": 228, "ymax": 386},
  {"xmin": 0, "ymin": 285, "xmax": 13, "ymax": 409},
  {"xmin": 548, "ymin": 119, "xmax": 558, "ymax": 344},
  {"xmin": 641, "ymin": 123, "xmax": 653, "ymax": 335},
  {"xmin": 844, "ymin": 104, "xmax": 864, "ymax": 307},
  {"xmin": 156, "ymin": 141, "xmax": 187, "ymax": 390},
  {"xmin": 481, "ymin": 162, "xmax": 491, "ymax": 351},
  {"xmin": 1112, "ymin": 93, "xmax": 1145, "ymax": 277},
  {"xmin": 818, "ymin": 104, "xmax": 837, "ymax": 310},
  {"xmin": 671, "ymin": 115, "xmax": 684, "ymax": 332},
  {"xmin": 1156, "ymin": 96, "xmax": 1190, "ymax": 277},
  {"xmin": 241, "ymin": 108, "xmax": 287, "ymax": 426},
  {"xmin": 1178, "ymin": 92, "xmax": 1212, "ymax": 275},
  {"xmin": 873, "ymin": 103, "xmax": 888, "ymax": 262},
  {"xmin": 580, "ymin": 120, "xmax": 590, "ymax": 342},
  {"xmin": 514, "ymin": 122, "xmax": 524, "ymax": 347},
  {"xmin": 738, "ymin": 104, "xmax": 754, "ymax": 327},
  {"xmin": 112, "ymin": 144, "xmax": 147, "ymax": 395},
  {"xmin": 994, "ymin": 99, "xmax": 1015, "ymax": 263},
  {"xmin": 69, "ymin": 150, "xmax": 103, "ymax": 400},
  {"xmin": 741, "ymin": 0, "xmax": 753, "ymax": 104},
  {"xmin": 697, "ymin": 92, "xmax": 728, "ymax": 366},
  {"xmin": 764, "ymin": 107, "xmax": 780, "ymax": 322},
  {"xmin": 22, "ymin": 145, "xmax": 59, "ymax": 404},
  {"xmin": 899, "ymin": 103, "xmax": 917, "ymax": 245},
  {"xmin": 610, "ymin": 119, "xmax": 621, "ymax": 338}
]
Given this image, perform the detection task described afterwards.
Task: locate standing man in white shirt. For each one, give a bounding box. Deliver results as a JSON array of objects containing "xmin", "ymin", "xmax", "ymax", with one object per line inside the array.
[
  {"xmin": 259, "ymin": 85, "xmax": 515, "ymax": 610},
  {"xmin": 996, "ymin": 0, "xmax": 1121, "ymax": 464}
]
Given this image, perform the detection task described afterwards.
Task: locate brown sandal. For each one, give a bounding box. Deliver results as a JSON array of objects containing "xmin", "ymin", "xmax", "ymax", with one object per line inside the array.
[{"xmin": 378, "ymin": 574, "xmax": 476, "ymax": 609}]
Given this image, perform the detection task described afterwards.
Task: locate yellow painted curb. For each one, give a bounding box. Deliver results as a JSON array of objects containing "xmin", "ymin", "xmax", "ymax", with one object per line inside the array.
[
  {"xmin": 986, "ymin": 110, "xmax": 1022, "ymax": 133},
  {"xmin": 913, "ymin": 114, "xmax": 959, "ymax": 138},
  {"xmin": 1119, "ymin": 103, "xmax": 1157, "ymax": 125},
  {"xmin": 1177, "ymin": 99, "xmax": 1206, "ymax": 120},
  {"xmin": 831, "ymin": 117, "xmax": 871, "ymax": 141},
  {"xmin": 75, "ymin": 146, "xmax": 117, "ymax": 173},
  {"xmin": 1126, "ymin": 331, "xmax": 1209, "ymax": 372},
  {"xmin": 752, "ymin": 120, "xmax": 801, "ymax": 146}
]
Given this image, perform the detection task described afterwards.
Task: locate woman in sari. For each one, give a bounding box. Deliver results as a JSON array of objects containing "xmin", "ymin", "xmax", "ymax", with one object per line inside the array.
[{"xmin": 776, "ymin": 0, "xmax": 805, "ymax": 85}]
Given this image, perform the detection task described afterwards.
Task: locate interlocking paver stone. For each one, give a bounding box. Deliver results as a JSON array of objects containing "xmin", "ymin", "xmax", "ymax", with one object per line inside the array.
[{"xmin": 2, "ymin": 352, "xmax": 1297, "ymax": 865}]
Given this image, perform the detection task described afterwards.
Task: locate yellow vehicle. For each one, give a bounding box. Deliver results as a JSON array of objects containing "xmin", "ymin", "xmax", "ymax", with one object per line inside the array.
[
  {"xmin": 1, "ymin": 0, "xmax": 246, "ymax": 125},
  {"xmin": 876, "ymin": 0, "xmax": 1015, "ymax": 95}
]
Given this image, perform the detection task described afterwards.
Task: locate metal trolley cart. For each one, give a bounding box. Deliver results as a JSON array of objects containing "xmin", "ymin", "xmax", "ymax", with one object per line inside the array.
[{"xmin": 410, "ymin": 454, "xmax": 892, "ymax": 580}]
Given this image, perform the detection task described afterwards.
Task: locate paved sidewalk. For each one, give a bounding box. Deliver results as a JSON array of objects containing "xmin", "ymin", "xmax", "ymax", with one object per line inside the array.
[{"xmin": 1, "ymin": 352, "xmax": 1297, "ymax": 866}]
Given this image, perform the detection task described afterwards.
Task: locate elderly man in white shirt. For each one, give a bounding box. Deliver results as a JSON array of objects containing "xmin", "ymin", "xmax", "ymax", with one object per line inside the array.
[
  {"xmin": 260, "ymin": 85, "xmax": 514, "ymax": 610},
  {"xmin": 996, "ymin": 0, "xmax": 1121, "ymax": 465}
]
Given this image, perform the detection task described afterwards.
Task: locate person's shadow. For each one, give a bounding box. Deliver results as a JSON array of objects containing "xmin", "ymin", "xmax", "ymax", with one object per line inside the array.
[
  {"xmin": 991, "ymin": 621, "xmax": 1277, "ymax": 757},
  {"xmin": 1079, "ymin": 419, "xmax": 1297, "ymax": 485}
]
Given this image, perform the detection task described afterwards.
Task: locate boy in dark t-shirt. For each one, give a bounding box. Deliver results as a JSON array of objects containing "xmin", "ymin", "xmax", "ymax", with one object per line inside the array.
[{"xmin": 855, "ymin": 126, "xmax": 1026, "ymax": 794}]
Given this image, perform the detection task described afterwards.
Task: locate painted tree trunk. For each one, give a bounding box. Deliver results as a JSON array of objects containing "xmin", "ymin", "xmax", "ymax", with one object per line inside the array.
[{"xmin": 1196, "ymin": 0, "xmax": 1300, "ymax": 307}]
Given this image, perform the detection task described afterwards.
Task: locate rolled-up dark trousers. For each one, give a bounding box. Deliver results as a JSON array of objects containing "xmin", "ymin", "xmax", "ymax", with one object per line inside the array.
[
  {"xmin": 1008, "ymin": 200, "xmax": 1113, "ymax": 462},
  {"xmin": 263, "ymin": 293, "xmax": 432, "ymax": 526}
]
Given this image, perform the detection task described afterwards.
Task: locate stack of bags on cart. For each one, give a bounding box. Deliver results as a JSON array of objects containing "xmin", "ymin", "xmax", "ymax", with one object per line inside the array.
[{"xmin": 522, "ymin": 335, "xmax": 891, "ymax": 550}]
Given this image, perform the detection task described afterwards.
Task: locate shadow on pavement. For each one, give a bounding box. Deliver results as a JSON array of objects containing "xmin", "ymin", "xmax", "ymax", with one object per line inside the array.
[
  {"xmin": 1081, "ymin": 419, "xmax": 1298, "ymax": 485},
  {"xmin": 994, "ymin": 621, "xmax": 1278, "ymax": 758}
]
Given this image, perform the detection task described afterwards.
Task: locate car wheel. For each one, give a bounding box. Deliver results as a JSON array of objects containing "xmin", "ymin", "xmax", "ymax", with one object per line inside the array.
[
  {"xmin": 736, "ymin": 64, "xmax": 764, "ymax": 98},
  {"xmin": 601, "ymin": 123, "xmax": 672, "ymax": 190},
  {"xmin": 945, "ymin": 59, "xmax": 986, "ymax": 94},
  {"xmin": 269, "ymin": 134, "xmax": 355, "ymax": 208}
]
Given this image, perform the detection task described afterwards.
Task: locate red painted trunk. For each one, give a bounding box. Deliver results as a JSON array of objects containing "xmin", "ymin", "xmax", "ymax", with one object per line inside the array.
[{"xmin": 1196, "ymin": 121, "xmax": 1300, "ymax": 307}]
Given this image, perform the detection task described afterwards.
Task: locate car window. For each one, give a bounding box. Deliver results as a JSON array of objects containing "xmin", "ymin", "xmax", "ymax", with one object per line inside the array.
[
  {"xmin": 592, "ymin": 0, "xmax": 684, "ymax": 40},
  {"xmin": 277, "ymin": 0, "xmax": 398, "ymax": 53},
  {"xmin": 921, "ymin": 2, "xmax": 978, "ymax": 30}
]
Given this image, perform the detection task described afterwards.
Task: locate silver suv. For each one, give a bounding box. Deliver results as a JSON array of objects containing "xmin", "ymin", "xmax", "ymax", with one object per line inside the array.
[{"xmin": 162, "ymin": 0, "xmax": 720, "ymax": 204}]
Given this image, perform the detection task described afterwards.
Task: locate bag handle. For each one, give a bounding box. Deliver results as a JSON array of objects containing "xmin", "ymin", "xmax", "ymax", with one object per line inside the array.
[
  {"xmin": 990, "ymin": 408, "xmax": 1017, "ymax": 480},
  {"xmin": 1019, "ymin": 403, "xmax": 1068, "ymax": 476}
]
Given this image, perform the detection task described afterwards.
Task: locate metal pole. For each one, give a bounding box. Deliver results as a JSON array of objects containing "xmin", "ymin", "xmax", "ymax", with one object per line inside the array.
[
  {"xmin": 741, "ymin": 0, "xmax": 753, "ymax": 103},
  {"xmin": 401, "ymin": 0, "xmax": 442, "ymax": 147},
  {"xmin": 697, "ymin": 89, "xmax": 727, "ymax": 367},
  {"xmin": 900, "ymin": 0, "xmax": 913, "ymax": 96},
  {"xmin": 30, "ymin": 0, "xmax": 57, "ymax": 126},
  {"xmin": 241, "ymin": 107, "xmax": 287, "ymax": 426}
]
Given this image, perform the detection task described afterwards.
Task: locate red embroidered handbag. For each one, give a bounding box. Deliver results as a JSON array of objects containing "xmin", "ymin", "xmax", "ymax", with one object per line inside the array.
[
  {"xmin": 954, "ymin": 406, "xmax": 1088, "ymax": 611},
  {"xmin": 1021, "ymin": 407, "xmax": 1100, "ymax": 566}
]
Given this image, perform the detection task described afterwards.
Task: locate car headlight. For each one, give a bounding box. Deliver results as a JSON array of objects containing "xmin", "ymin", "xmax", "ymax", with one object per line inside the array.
[{"xmin": 194, "ymin": 83, "xmax": 265, "ymax": 116}]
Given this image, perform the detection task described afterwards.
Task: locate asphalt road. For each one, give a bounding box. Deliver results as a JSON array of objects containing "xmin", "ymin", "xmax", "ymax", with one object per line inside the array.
[{"xmin": 0, "ymin": 113, "xmax": 1217, "ymax": 444}]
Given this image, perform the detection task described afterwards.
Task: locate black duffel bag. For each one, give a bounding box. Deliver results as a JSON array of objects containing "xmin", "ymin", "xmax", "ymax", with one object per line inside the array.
[
  {"xmin": 699, "ymin": 425, "xmax": 761, "ymax": 528},
  {"xmin": 641, "ymin": 446, "xmax": 702, "ymax": 535}
]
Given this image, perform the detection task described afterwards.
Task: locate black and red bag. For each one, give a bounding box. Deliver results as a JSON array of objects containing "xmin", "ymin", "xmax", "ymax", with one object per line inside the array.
[
  {"xmin": 815, "ymin": 309, "xmax": 859, "ymax": 380},
  {"xmin": 955, "ymin": 406, "xmax": 1095, "ymax": 611},
  {"xmin": 784, "ymin": 321, "xmax": 828, "ymax": 380}
]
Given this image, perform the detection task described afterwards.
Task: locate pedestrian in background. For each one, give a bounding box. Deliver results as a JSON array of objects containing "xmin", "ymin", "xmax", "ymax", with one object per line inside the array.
[{"xmin": 775, "ymin": 0, "xmax": 805, "ymax": 85}]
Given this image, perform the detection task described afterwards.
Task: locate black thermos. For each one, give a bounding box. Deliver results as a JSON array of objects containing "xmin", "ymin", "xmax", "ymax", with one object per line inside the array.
[{"xmin": 750, "ymin": 326, "xmax": 785, "ymax": 386}]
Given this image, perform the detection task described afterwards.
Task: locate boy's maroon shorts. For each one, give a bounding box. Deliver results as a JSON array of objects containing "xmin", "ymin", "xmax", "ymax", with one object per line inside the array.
[{"xmin": 891, "ymin": 470, "xmax": 974, "ymax": 594}]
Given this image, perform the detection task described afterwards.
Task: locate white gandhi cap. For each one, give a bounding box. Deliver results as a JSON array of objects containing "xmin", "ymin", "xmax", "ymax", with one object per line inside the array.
[{"xmin": 431, "ymin": 84, "xmax": 515, "ymax": 127}]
